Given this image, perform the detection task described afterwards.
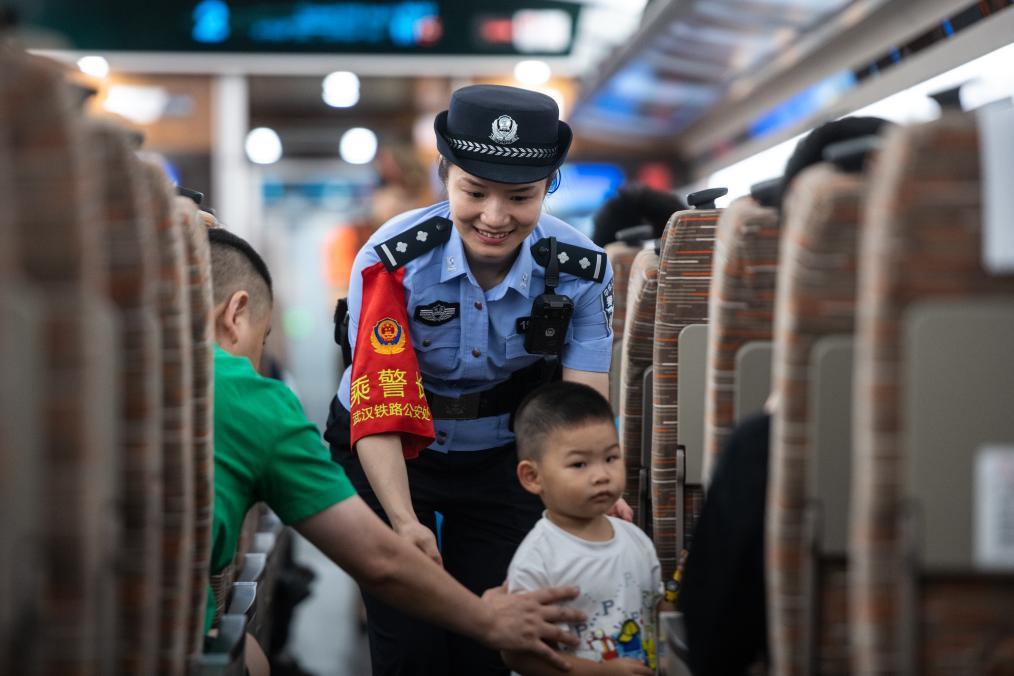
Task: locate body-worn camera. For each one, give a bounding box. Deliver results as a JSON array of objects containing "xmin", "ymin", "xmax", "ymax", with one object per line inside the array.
[
  {"xmin": 523, "ymin": 236, "xmax": 575, "ymax": 356},
  {"xmin": 524, "ymin": 293, "xmax": 574, "ymax": 355}
]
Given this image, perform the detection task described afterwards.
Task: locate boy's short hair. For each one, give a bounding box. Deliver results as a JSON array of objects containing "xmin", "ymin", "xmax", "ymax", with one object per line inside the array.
[
  {"xmin": 513, "ymin": 381, "xmax": 615, "ymax": 461},
  {"xmin": 208, "ymin": 227, "xmax": 274, "ymax": 319}
]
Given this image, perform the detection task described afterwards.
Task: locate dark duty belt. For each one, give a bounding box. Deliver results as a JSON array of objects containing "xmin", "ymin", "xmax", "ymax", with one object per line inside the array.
[{"xmin": 424, "ymin": 359, "xmax": 560, "ymax": 420}]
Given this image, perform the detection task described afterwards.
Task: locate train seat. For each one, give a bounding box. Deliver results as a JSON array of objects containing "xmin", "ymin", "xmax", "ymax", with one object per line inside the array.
[
  {"xmin": 702, "ymin": 196, "xmax": 780, "ymax": 483},
  {"xmin": 651, "ymin": 188, "xmax": 725, "ymax": 580},
  {"xmin": 619, "ymin": 245, "xmax": 662, "ymax": 529},
  {"xmin": 142, "ymin": 160, "xmax": 198, "ymax": 676},
  {"xmin": 0, "ymin": 92, "xmax": 45, "ymax": 675},
  {"xmin": 766, "ymin": 153, "xmax": 869, "ymax": 676},
  {"xmin": 179, "ymin": 191, "xmax": 217, "ymax": 668},
  {"xmin": 90, "ymin": 118, "xmax": 164, "ymax": 675},
  {"xmin": 851, "ymin": 111, "xmax": 1014, "ymax": 674},
  {"xmin": 605, "ymin": 240, "xmax": 642, "ymax": 410},
  {"xmin": 5, "ymin": 50, "xmax": 122, "ymax": 675}
]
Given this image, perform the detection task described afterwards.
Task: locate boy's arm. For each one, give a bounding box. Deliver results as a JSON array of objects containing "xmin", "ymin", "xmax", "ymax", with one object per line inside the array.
[{"xmin": 502, "ymin": 651, "xmax": 652, "ymax": 676}]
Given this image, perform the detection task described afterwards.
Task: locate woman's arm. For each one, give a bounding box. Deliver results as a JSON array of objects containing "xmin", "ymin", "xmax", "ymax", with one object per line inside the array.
[
  {"xmin": 356, "ymin": 432, "xmax": 442, "ymax": 565},
  {"xmin": 562, "ymin": 368, "xmax": 609, "ymax": 400},
  {"xmin": 296, "ymin": 496, "xmax": 585, "ymax": 670}
]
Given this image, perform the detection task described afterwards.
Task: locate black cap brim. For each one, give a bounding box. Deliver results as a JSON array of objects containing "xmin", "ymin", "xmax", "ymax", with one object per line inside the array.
[{"xmin": 433, "ymin": 110, "xmax": 572, "ymax": 185}]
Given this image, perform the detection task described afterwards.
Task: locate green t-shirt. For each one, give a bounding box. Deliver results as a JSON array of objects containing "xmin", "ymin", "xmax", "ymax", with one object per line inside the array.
[{"xmin": 206, "ymin": 345, "xmax": 355, "ymax": 631}]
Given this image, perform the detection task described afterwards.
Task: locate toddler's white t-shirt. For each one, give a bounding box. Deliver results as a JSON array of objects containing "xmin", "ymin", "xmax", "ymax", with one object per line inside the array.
[{"xmin": 507, "ymin": 515, "xmax": 662, "ymax": 667}]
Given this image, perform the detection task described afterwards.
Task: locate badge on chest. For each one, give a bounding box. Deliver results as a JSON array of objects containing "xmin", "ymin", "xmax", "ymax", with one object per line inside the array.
[{"xmin": 414, "ymin": 300, "xmax": 460, "ymax": 326}]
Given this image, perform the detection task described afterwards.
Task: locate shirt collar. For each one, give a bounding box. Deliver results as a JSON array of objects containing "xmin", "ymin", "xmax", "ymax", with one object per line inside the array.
[
  {"xmin": 438, "ymin": 217, "xmax": 535, "ymax": 299},
  {"xmin": 505, "ymin": 234, "xmax": 535, "ymax": 299},
  {"xmin": 440, "ymin": 225, "xmax": 468, "ymax": 283}
]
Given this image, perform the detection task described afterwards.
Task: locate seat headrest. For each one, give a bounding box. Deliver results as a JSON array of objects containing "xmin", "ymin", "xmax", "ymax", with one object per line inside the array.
[
  {"xmin": 615, "ymin": 224, "xmax": 655, "ymax": 245},
  {"xmin": 822, "ymin": 135, "xmax": 883, "ymax": 173},
  {"xmin": 686, "ymin": 187, "xmax": 728, "ymax": 210}
]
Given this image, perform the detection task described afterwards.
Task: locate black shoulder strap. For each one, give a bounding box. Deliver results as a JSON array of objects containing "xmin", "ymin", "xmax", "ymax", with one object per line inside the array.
[
  {"xmin": 530, "ymin": 237, "xmax": 607, "ymax": 283},
  {"xmin": 374, "ymin": 216, "xmax": 453, "ymax": 272}
]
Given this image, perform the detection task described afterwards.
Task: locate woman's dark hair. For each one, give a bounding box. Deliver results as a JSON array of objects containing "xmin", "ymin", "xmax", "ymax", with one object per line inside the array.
[
  {"xmin": 591, "ymin": 184, "xmax": 687, "ymax": 246},
  {"xmin": 437, "ymin": 157, "xmax": 561, "ymax": 195},
  {"xmin": 778, "ymin": 116, "xmax": 892, "ymax": 210}
]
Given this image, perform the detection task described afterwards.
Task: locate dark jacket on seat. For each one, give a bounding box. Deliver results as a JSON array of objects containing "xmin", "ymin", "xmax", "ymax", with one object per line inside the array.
[{"xmin": 679, "ymin": 412, "xmax": 770, "ymax": 675}]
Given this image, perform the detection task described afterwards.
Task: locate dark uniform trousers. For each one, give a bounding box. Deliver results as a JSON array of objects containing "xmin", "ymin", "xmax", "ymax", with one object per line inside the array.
[{"xmin": 325, "ymin": 397, "xmax": 543, "ymax": 676}]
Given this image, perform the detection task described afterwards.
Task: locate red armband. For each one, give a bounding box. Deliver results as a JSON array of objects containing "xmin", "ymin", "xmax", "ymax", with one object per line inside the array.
[{"xmin": 349, "ymin": 262, "xmax": 435, "ymax": 459}]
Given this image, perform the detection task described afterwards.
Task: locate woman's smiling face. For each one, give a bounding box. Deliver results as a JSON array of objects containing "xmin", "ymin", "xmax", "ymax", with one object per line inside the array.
[{"xmin": 446, "ymin": 164, "xmax": 548, "ymax": 270}]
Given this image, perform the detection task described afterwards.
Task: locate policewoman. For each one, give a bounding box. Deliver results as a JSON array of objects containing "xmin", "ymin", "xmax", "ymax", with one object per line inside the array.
[{"xmin": 325, "ymin": 84, "xmax": 626, "ymax": 675}]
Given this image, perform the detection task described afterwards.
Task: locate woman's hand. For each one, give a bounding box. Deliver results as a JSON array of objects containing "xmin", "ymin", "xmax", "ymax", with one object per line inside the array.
[
  {"xmin": 394, "ymin": 520, "xmax": 443, "ymax": 567},
  {"xmin": 607, "ymin": 497, "xmax": 633, "ymax": 522}
]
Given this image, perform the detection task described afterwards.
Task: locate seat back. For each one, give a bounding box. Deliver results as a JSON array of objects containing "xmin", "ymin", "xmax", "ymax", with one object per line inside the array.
[
  {"xmin": 5, "ymin": 52, "xmax": 121, "ymax": 675},
  {"xmin": 901, "ymin": 300, "xmax": 1014, "ymax": 675},
  {"xmin": 606, "ymin": 242, "xmax": 641, "ymax": 410},
  {"xmin": 179, "ymin": 197, "xmax": 216, "ymax": 665},
  {"xmin": 767, "ymin": 163, "xmax": 865, "ymax": 676},
  {"xmin": 90, "ymin": 119, "xmax": 164, "ymax": 676},
  {"xmin": 143, "ymin": 162, "xmax": 196, "ymax": 676},
  {"xmin": 851, "ymin": 112, "xmax": 1014, "ymax": 674},
  {"xmin": 652, "ymin": 204, "xmax": 721, "ymax": 578},
  {"xmin": 702, "ymin": 197, "xmax": 779, "ymax": 482},
  {"xmin": 0, "ymin": 86, "xmax": 44, "ymax": 676},
  {"xmin": 619, "ymin": 248, "xmax": 660, "ymax": 528}
]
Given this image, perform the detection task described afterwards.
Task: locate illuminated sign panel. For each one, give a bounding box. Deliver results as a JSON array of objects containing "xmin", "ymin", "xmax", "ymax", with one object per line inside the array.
[{"xmin": 17, "ymin": 0, "xmax": 578, "ymax": 55}]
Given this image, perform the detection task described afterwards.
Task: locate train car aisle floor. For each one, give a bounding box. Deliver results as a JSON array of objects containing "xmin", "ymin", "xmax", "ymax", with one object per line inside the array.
[{"xmin": 288, "ymin": 533, "xmax": 372, "ymax": 675}]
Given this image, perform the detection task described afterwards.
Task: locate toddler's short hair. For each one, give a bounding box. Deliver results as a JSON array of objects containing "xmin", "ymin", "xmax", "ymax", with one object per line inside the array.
[{"xmin": 514, "ymin": 381, "xmax": 614, "ymax": 461}]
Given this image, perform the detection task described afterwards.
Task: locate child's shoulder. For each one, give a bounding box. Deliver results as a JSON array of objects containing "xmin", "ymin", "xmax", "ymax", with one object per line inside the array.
[{"xmin": 608, "ymin": 517, "xmax": 656, "ymax": 553}]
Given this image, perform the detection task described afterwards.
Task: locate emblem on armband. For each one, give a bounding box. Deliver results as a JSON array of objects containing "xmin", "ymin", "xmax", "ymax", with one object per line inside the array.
[{"xmin": 370, "ymin": 318, "xmax": 407, "ymax": 355}]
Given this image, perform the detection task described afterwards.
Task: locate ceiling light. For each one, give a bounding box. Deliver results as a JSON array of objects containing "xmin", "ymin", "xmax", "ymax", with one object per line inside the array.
[
  {"xmin": 340, "ymin": 127, "xmax": 378, "ymax": 165},
  {"xmin": 323, "ymin": 71, "xmax": 360, "ymax": 108},
  {"xmin": 77, "ymin": 55, "xmax": 109, "ymax": 79},
  {"xmin": 514, "ymin": 60, "xmax": 552, "ymax": 87},
  {"xmin": 103, "ymin": 85, "xmax": 169, "ymax": 125},
  {"xmin": 245, "ymin": 127, "xmax": 283, "ymax": 165}
]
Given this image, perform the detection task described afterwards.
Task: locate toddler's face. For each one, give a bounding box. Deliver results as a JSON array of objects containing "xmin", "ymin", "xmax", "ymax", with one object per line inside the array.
[{"xmin": 535, "ymin": 420, "xmax": 624, "ymax": 521}]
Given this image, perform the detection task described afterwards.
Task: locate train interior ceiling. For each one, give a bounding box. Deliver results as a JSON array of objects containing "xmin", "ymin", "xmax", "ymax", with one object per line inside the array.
[{"xmin": 2, "ymin": 0, "xmax": 1014, "ymax": 674}]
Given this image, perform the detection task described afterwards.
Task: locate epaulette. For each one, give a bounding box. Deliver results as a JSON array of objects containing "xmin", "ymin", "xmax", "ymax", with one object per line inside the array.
[
  {"xmin": 530, "ymin": 237, "xmax": 607, "ymax": 283},
  {"xmin": 374, "ymin": 216, "xmax": 453, "ymax": 272}
]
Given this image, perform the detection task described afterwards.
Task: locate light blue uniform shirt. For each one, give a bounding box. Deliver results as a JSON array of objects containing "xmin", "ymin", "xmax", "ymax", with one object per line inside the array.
[{"xmin": 338, "ymin": 201, "xmax": 614, "ymax": 452}]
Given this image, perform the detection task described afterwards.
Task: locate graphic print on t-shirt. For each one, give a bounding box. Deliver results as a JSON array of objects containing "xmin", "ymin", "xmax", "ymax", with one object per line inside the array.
[{"xmin": 569, "ymin": 576, "xmax": 657, "ymax": 668}]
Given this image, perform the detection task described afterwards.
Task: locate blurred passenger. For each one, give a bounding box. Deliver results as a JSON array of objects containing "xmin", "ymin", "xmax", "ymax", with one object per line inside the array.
[
  {"xmin": 503, "ymin": 382, "xmax": 663, "ymax": 676},
  {"xmin": 678, "ymin": 116, "xmax": 891, "ymax": 675},
  {"xmin": 591, "ymin": 184, "xmax": 687, "ymax": 246},
  {"xmin": 371, "ymin": 145, "xmax": 433, "ymax": 227},
  {"xmin": 325, "ymin": 146, "xmax": 431, "ymax": 297},
  {"xmin": 206, "ymin": 227, "xmax": 587, "ymax": 671}
]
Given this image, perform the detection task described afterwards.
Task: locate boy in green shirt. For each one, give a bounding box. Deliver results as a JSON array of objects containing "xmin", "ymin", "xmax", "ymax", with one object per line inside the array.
[{"xmin": 207, "ymin": 227, "xmax": 583, "ymax": 669}]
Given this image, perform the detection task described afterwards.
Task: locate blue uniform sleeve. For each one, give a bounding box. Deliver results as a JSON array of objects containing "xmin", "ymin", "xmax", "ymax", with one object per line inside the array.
[
  {"xmin": 339, "ymin": 243, "xmax": 383, "ymax": 407},
  {"xmin": 560, "ymin": 261, "xmax": 614, "ymax": 373}
]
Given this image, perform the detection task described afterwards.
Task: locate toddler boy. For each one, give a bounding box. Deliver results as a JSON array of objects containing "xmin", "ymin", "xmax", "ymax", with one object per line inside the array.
[{"xmin": 504, "ymin": 382, "xmax": 663, "ymax": 676}]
